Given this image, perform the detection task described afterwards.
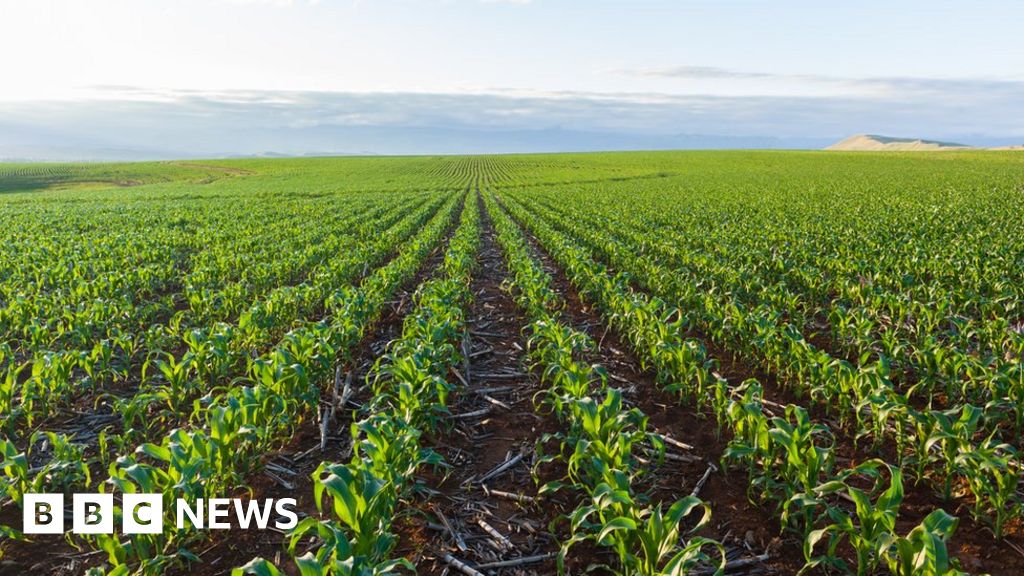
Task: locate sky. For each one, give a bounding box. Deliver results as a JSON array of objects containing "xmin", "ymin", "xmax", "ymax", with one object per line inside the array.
[{"xmin": 2, "ymin": 0, "xmax": 1023, "ymax": 158}]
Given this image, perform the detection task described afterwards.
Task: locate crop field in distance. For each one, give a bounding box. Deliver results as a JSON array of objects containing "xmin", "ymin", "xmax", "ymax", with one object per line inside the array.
[{"xmin": 2, "ymin": 150, "xmax": 1024, "ymax": 576}]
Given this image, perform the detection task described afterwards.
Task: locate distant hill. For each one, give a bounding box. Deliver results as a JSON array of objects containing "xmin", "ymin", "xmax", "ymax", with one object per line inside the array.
[{"xmin": 827, "ymin": 134, "xmax": 974, "ymax": 151}]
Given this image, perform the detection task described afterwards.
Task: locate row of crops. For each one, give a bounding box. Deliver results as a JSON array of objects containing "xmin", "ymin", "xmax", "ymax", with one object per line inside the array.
[
  {"xmin": 2, "ymin": 150, "xmax": 1024, "ymax": 575},
  {"xmin": 0, "ymin": 156, "xmax": 475, "ymax": 573}
]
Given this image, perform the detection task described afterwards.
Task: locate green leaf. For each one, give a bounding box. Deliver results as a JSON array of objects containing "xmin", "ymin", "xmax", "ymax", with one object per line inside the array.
[
  {"xmin": 231, "ymin": 557, "xmax": 282, "ymax": 576},
  {"xmin": 597, "ymin": 516, "xmax": 637, "ymax": 543}
]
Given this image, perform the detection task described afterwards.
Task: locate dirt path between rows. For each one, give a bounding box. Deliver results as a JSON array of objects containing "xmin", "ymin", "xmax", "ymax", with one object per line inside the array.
[{"xmin": 399, "ymin": 193, "xmax": 567, "ymax": 575}]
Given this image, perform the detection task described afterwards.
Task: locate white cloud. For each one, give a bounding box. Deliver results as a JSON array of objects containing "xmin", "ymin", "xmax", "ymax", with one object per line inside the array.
[
  {"xmin": 5, "ymin": 86, "xmax": 1023, "ymax": 145},
  {"xmin": 625, "ymin": 65, "xmax": 1024, "ymax": 100}
]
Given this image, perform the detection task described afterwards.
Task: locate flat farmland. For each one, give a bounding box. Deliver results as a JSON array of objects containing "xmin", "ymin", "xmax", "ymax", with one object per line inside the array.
[{"xmin": 1, "ymin": 151, "xmax": 1024, "ymax": 575}]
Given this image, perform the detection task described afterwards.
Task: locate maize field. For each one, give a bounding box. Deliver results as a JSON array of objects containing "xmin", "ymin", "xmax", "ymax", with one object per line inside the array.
[{"xmin": 1, "ymin": 151, "xmax": 1024, "ymax": 575}]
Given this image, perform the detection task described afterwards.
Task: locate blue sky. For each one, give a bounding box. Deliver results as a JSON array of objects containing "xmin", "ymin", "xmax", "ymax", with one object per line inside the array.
[{"xmin": 2, "ymin": 0, "xmax": 1023, "ymax": 157}]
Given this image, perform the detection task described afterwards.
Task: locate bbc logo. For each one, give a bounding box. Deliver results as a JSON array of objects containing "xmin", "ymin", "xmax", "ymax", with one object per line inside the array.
[
  {"xmin": 24, "ymin": 494, "xmax": 163, "ymax": 534},
  {"xmin": 24, "ymin": 493, "xmax": 299, "ymax": 534}
]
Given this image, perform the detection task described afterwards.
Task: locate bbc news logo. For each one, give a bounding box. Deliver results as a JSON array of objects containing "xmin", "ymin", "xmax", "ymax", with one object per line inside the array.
[{"xmin": 24, "ymin": 494, "xmax": 298, "ymax": 534}]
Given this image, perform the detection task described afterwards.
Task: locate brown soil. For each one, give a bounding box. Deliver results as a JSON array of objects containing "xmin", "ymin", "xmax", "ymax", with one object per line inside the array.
[{"xmin": 395, "ymin": 194, "xmax": 569, "ymax": 575}]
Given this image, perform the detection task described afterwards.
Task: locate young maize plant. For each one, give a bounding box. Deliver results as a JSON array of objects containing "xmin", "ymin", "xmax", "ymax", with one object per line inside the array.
[
  {"xmin": 485, "ymin": 192, "xmax": 725, "ymax": 576},
  {"xmin": 0, "ymin": 431, "xmax": 92, "ymax": 541},
  {"xmin": 801, "ymin": 460, "xmax": 965, "ymax": 576},
  {"xmin": 0, "ymin": 432, "xmax": 90, "ymax": 509},
  {"xmin": 722, "ymin": 399, "xmax": 835, "ymax": 538},
  {"xmin": 234, "ymin": 194, "xmax": 479, "ymax": 575}
]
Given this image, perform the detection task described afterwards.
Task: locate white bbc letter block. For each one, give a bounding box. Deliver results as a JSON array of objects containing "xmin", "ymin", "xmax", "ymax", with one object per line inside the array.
[
  {"xmin": 123, "ymin": 494, "xmax": 163, "ymax": 534},
  {"xmin": 73, "ymin": 493, "xmax": 114, "ymax": 534},
  {"xmin": 207, "ymin": 498, "xmax": 231, "ymax": 529},
  {"xmin": 176, "ymin": 498, "xmax": 204, "ymax": 530},
  {"xmin": 274, "ymin": 498, "xmax": 298, "ymax": 530},
  {"xmin": 23, "ymin": 494, "xmax": 64, "ymax": 534}
]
